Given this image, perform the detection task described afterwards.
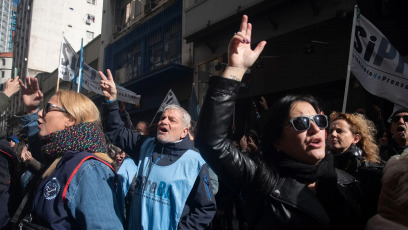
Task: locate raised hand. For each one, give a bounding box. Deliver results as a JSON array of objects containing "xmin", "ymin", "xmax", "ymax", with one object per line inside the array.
[
  {"xmin": 19, "ymin": 77, "xmax": 43, "ymax": 114},
  {"xmin": 21, "ymin": 146, "xmax": 33, "ymax": 162},
  {"xmin": 240, "ymin": 135, "xmax": 248, "ymax": 152},
  {"xmin": 259, "ymin": 96, "xmax": 268, "ymax": 111},
  {"xmin": 99, "ymin": 69, "xmax": 117, "ymax": 101},
  {"xmin": 3, "ymin": 76, "xmax": 20, "ymax": 97},
  {"xmin": 223, "ymin": 15, "xmax": 266, "ymax": 81},
  {"xmin": 247, "ymin": 136, "xmax": 259, "ymax": 153}
]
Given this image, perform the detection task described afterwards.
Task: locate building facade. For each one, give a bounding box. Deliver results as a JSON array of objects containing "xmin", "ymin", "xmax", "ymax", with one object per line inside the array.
[
  {"xmin": 0, "ymin": 52, "xmax": 13, "ymax": 132},
  {"xmin": 7, "ymin": 0, "xmax": 104, "ymax": 132},
  {"xmin": 99, "ymin": 0, "xmax": 193, "ymax": 123},
  {"xmin": 8, "ymin": 8, "xmax": 16, "ymax": 52},
  {"xmin": 0, "ymin": 0, "xmax": 13, "ymax": 52},
  {"xmin": 14, "ymin": 0, "xmax": 103, "ymax": 79},
  {"xmin": 184, "ymin": 0, "xmax": 407, "ymax": 136}
]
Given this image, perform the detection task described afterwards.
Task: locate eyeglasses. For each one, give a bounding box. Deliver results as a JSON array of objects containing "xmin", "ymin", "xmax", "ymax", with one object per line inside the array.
[
  {"xmin": 391, "ymin": 115, "xmax": 408, "ymax": 123},
  {"xmin": 287, "ymin": 114, "xmax": 328, "ymax": 132},
  {"xmin": 43, "ymin": 103, "xmax": 71, "ymax": 116}
]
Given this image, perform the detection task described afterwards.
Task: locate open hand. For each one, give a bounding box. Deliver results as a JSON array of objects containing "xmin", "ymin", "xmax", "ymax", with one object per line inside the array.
[
  {"xmin": 259, "ymin": 96, "xmax": 268, "ymax": 111},
  {"xmin": 19, "ymin": 77, "xmax": 43, "ymax": 114}
]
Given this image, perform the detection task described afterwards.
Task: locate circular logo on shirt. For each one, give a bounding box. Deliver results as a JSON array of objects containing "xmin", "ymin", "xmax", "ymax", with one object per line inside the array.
[{"xmin": 44, "ymin": 177, "xmax": 61, "ymax": 200}]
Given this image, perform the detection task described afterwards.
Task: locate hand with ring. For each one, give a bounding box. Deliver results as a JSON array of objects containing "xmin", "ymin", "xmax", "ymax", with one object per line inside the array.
[
  {"xmin": 222, "ymin": 15, "xmax": 266, "ymax": 82},
  {"xmin": 99, "ymin": 69, "xmax": 118, "ymax": 101}
]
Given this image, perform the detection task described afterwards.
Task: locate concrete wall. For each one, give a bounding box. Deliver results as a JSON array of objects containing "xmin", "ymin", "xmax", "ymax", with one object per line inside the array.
[
  {"xmin": 184, "ymin": 0, "xmax": 263, "ymax": 38},
  {"xmin": 185, "ymin": 0, "xmax": 356, "ymax": 106}
]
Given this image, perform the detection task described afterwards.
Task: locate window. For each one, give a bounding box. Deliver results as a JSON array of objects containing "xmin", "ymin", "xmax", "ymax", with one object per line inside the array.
[
  {"xmin": 87, "ymin": 0, "xmax": 96, "ymax": 5},
  {"xmin": 1, "ymin": 59, "xmax": 5, "ymax": 65},
  {"xmin": 1, "ymin": 71, "xmax": 4, "ymax": 78},
  {"xmin": 86, "ymin": 31, "xmax": 94, "ymax": 39},
  {"xmin": 85, "ymin": 14, "xmax": 95, "ymax": 24}
]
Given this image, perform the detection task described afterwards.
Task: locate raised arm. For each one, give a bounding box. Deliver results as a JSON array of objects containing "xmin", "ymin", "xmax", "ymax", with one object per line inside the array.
[
  {"xmin": 99, "ymin": 70, "xmax": 146, "ymax": 157},
  {"xmin": 3, "ymin": 76, "xmax": 20, "ymax": 97},
  {"xmin": 19, "ymin": 77, "xmax": 43, "ymax": 162},
  {"xmin": 0, "ymin": 77, "xmax": 20, "ymax": 114},
  {"xmin": 195, "ymin": 15, "xmax": 266, "ymax": 192}
]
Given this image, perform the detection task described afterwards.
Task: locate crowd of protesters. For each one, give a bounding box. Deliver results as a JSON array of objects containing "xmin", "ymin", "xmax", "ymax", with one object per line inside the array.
[{"xmin": 0, "ymin": 15, "xmax": 408, "ymax": 230}]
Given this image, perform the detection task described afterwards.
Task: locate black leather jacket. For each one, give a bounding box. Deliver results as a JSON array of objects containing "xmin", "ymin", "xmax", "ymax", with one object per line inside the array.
[{"xmin": 195, "ymin": 76, "xmax": 362, "ymax": 230}]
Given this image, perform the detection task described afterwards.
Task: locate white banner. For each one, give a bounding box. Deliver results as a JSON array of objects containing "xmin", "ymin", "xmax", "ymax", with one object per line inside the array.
[
  {"xmin": 158, "ymin": 89, "xmax": 180, "ymax": 114},
  {"xmin": 149, "ymin": 89, "xmax": 180, "ymax": 127},
  {"xmin": 58, "ymin": 36, "xmax": 141, "ymax": 106},
  {"xmin": 58, "ymin": 36, "xmax": 78, "ymax": 81},
  {"xmin": 350, "ymin": 13, "xmax": 408, "ymax": 108}
]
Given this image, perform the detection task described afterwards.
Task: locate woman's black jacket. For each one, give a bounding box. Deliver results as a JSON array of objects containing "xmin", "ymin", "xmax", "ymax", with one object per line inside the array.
[{"xmin": 195, "ymin": 76, "xmax": 362, "ymax": 230}]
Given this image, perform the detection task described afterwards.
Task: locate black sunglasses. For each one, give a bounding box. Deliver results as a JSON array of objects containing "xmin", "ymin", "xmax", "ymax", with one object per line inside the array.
[
  {"xmin": 43, "ymin": 103, "xmax": 71, "ymax": 116},
  {"xmin": 287, "ymin": 114, "xmax": 328, "ymax": 132},
  {"xmin": 391, "ymin": 115, "xmax": 408, "ymax": 123}
]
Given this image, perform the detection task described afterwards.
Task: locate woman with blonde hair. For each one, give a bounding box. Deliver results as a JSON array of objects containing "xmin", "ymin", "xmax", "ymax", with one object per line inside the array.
[
  {"xmin": 328, "ymin": 111, "xmax": 381, "ymax": 174},
  {"xmin": 328, "ymin": 111, "xmax": 384, "ymax": 224},
  {"xmin": 17, "ymin": 77, "xmax": 122, "ymax": 229}
]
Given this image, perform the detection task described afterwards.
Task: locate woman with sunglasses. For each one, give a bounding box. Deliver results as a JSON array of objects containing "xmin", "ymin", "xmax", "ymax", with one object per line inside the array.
[
  {"xmin": 195, "ymin": 15, "xmax": 362, "ymax": 229},
  {"xmin": 328, "ymin": 112, "xmax": 384, "ymax": 224},
  {"xmin": 17, "ymin": 77, "xmax": 123, "ymax": 229}
]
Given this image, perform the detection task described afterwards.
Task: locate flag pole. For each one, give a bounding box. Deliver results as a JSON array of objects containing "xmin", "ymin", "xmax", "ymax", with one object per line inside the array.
[
  {"xmin": 57, "ymin": 33, "xmax": 64, "ymax": 92},
  {"xmin": 149, "ymin": 111, "xmax": 159, "ymax": 128},
  {"xmin": 342, "ymin": 5, "xmax": 358, "ymax": 113},
  {"xmin": 77, "ymin": 38, "xmax": 84, "ymax": 93}
]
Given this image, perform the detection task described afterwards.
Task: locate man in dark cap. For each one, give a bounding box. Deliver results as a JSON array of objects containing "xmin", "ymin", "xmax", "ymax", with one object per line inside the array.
[
  {"xmin": 7, "ymin": 135, "xmax": 19, "ymax": 148},
  {"xmin": 381, "ymin": 104, "xmax": 408, "ymax": 161}
]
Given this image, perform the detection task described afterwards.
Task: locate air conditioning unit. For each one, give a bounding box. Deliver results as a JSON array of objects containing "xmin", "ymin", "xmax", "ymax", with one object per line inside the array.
[{"xmin": 115, "ymin": 68, "xmax": 127, "ymax": 84}]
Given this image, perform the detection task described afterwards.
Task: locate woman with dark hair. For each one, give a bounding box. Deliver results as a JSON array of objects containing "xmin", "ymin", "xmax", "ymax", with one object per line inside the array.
[
  {"xmin": 17, "ymin": 77, "xmax": 122, "ymax": 229},
  {"xmin": 195, "ymin": 15, "xmax": 362, "ymax": 229}
]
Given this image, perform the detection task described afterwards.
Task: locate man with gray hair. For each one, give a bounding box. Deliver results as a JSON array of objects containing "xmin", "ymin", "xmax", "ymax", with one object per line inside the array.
[{"xmin": 100, "ymin": 70, "xmax": 216, "ymax": 230}]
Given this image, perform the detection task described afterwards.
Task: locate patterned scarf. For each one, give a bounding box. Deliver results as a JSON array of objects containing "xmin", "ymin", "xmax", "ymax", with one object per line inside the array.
[{"xmin": 40, "ymin": 122, "xmax": 107, "ymax": 164}]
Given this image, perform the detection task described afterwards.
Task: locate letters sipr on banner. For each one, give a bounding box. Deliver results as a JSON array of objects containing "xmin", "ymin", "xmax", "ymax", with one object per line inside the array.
[{"xmin": 350, "ymin": 12, "xmax": 408, "ymax": 108}]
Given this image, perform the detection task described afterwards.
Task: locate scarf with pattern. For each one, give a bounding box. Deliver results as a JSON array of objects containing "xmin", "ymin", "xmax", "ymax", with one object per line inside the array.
[{"xmin": 40, "ymin": 122, "xmax": 107, "ymax": 164}]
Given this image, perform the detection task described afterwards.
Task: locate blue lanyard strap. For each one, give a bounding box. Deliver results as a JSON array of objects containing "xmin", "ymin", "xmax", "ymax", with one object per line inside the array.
[{"xmin": 152, "ymin": 147, "xmax": 164, "ymax": 165}]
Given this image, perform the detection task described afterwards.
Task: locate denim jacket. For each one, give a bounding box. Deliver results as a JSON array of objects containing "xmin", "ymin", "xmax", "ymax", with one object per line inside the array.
[
  {"xmin": 64, "ymin": 157, "xmax": 123, "ymax": 229},
  {"xmin": 20, "ymin": 113, "xmax": 123, "ymax": 229}
]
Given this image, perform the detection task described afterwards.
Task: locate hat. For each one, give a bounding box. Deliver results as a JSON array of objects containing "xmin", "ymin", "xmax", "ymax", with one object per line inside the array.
[
  {"xmin": 388, "ymin": 104, "xmax": 408, "ymax": 123},
  {"xmin": 7, "ymin": 135, "xmax": 19, "ymax": 144}
]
